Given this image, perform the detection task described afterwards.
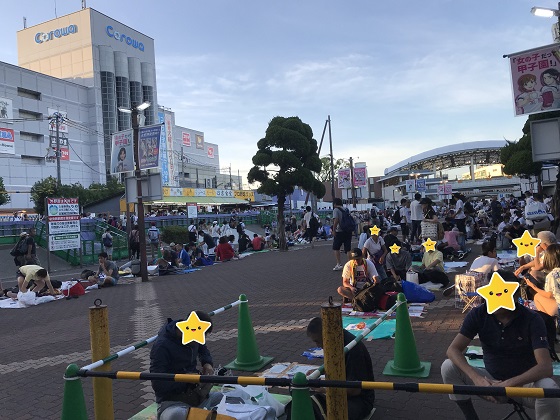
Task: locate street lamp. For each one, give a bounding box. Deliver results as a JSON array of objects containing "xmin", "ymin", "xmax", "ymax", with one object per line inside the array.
[
  {"xmin": 118, "ymin": 101, "xmax": 151, "ymax": 283},
  {"xmin": 531, "ymin": 3, "xmax": 560, "ymax": 41}
]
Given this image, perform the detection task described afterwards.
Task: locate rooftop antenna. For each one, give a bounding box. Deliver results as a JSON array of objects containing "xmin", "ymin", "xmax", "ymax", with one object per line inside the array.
[
  {"xmin": 23, "ymin": 17, "xmax": 27, "ymax": 29},
  {"xmin": 82, "ymin": 0, "xmax": 86, "ymax": 9}
]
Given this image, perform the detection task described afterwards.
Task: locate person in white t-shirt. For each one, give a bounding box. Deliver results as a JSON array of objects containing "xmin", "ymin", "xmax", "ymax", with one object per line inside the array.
[
  {"xmin": 469, "ymin": 241, "xmax": 501, "ymax": 275},
  {"xmin": 399, "ymin": 198, "xmax": 411, "ymax": 242},
  {"xmin": 409, "ymin": 193, "xmax": 423, "ymax": 244},
  {"xmin": 337, "ymin": 248, "xmax": 380, "ymax": 301}
]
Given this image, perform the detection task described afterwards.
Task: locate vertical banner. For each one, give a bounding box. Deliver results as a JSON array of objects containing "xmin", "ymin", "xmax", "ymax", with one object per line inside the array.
[
  {"xmin": 0, "ymin": 128, "xmax": 15, "ymax": 154},
  {"xmin": 138, "ymin": 124, "xmax": 162, "ymax": 169},
  {"xmin": 416, "ymin": 178, "xmax": 426, "ymax": 192},
  {"xmin": 182, "ymin": 131, "xmax": 191, "ymax": 146},
  {"xmin": 0, "ymin": 97, "xmax": 13, "ymax": 122},
  {"xmin": 110, "ymin": 130, "xmax": 134, "ymax": 174},
  {"xmin": 196, "ymin": 134, "xmax": 204, "ymax": 150},
  {"xmin": 405, "ymin": 179, "xmax": 416, "ymax": 193},
  {"xmin": 47, "ymin": 108, "xmax": 70, "ymax": 161},
  {"xmin": 337, "ymin": 168, "xmax": 351, "ymax": 189},
  {"xmin": 158, "ymin": 112, "xmax": 169, "ymax": 186},
  {"xmin": 444, "ymin": 183, "xmax": 452, "ymax": 195},
  {"xmin": 164, "ymin": 113, "xmax": 177, "ymax": 186},
  {"xmin": 508, "ymin": 43, "xmax": 560, "ymax": 116},
  {"xmin": 207, "ymin": 146, "xmax": 215, "ymax": 159},
  {"xmin": 353, "ymin": 167, "xmax": 367, "ymax": 187}
]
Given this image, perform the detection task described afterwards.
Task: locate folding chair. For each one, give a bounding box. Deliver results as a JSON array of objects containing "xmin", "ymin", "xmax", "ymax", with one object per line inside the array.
[
  {"xmin": 502, "ymin": 399, "xmax": 531, "ymax": 420},
  {"xmin": 454, "ymin": 271, "xmax": 487, "ymax": 313}
]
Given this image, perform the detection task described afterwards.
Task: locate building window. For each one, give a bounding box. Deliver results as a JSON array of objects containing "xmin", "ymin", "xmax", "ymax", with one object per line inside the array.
[
  {"xmin": 21, "ymin": 155, "xmax": 44, "ymax": 165},
  {"xmin": 18, "ymin": 110, "xmax": 42, "ymax": 120},
  {"xmin": 17, "ymin": 87, "xmax": 41, "ymax": 100},
  {"xmin": 19, "ymin": 132, "xmax": 43, "ymax": 142}
]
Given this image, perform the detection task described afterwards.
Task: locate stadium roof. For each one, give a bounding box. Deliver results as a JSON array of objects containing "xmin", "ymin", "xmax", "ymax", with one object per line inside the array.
[{"xmin": 383, "ymin": 140, "xmax": 507, "ymax": 176}]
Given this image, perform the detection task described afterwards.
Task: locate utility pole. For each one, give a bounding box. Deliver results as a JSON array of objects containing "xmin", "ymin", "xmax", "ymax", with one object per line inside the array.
[
  {"xmin": 132, "ymin": 106, "xmax": 149, "ymax": 283},
  {"xmin": 328, "ymin": 115, "xmax": 335, "ymax": 201},
  {"xmin": 349, "ymin": 157, "xmax": 356, "ymax": 208},
  {"xmin": 50, "ymin": 112, "xmax": 62, "ymax": 188},
  {"xmin": 229, "ymin": 165, "xmax": 232, "ymax": 189},
  {"xmin": 238, "ymin": 169, "xmax": 241, "ymax": 190}
]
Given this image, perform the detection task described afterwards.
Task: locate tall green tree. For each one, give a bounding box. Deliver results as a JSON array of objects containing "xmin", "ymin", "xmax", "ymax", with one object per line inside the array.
[
  {"xmin": 248, "ymin": 116, "xmax": 326, "ymax": 250},
  {"xmin": 318, "ymin": 156, "xmax": 349, "ymax": 183},
  {"xmin": 0, "ymin": 177, "xmax": 10, "ymax": 206},
  {"xmin": 30, "ymin": 176, "xmax": 58, "ymax": 215}
]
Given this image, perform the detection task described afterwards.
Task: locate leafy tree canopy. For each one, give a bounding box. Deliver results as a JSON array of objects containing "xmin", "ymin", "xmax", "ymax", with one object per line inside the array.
[
  {"xmin": 318, "ymin": 157, "xmax": 350, "ymax": 183},
  {"xmin": 0, "ymin": 177, "xmax": 11, "ymax": 206}
]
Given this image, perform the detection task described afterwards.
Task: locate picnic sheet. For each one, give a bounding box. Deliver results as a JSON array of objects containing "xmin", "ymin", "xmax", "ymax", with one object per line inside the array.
[
  {"xmin": 259, "ymin": 362, "xmax": 321, "ymax": 378},
  {"xmin": 466, "ymin": 345, "xmax": 560, "ymax": 376},
  {"xmin": 0, "ymin": 294, "xmax": 65, "ymax": 309},
  {"xmin": 342, "ymin": 316, "xmax": 396, "ymax": 340},
  {"xmin": 342, "ymin": 303, "xmax": 427, "ymax": 318}
]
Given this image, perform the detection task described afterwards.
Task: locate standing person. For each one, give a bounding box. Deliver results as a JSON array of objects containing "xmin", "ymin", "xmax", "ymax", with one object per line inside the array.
[
  {"xmin": 410, "ymin": 193, "xmax": 423, "ymax": 244},
  {"xmin": 198, "ymin": 230, "xmax": 216, "ymax": 254},
  {"xmin": 149, "ymin": 312, "xmax": 223, "ymax": 419},
  {"xmin": 101, "ymin": 228, "xmax": 113, "ymax": 261},
  {"xmin": 147, "ymin": 222, "xmax": 161, "ymax": 259},
  {"xmin": 129, "ymin": 224, "xmax": 140, "ymax": 260},
  {"xmin": 453, "ymin": 193, "xmax": 467, "ymax": 239},
  {"xmin": 22, "ymin": 227, "xmax": 40, "ymax": 266},
  {"xmin": 211, "ymin": 221, "xmax": 220, "ymax": 246},
  {"xmin": 187, "ymin": 220, "xmax": 198, "ymax": 243},
  {"xmin": 441, "ymin": 271, "xmax": 560, "ymax": 420},
  {"xmin": 420, "ymin": 198, "xmax": 439, "ymax": 241},
  {"xmin": 303, "ymin": 205, "xmax": 319, "ymax": 248},
  {"xmin": 399, "ymin": 198, "xmax": 411, "ymax": 242},
  {"xmin": 332, "ymin": 198, "xmax": 353, "ymax": 271}
]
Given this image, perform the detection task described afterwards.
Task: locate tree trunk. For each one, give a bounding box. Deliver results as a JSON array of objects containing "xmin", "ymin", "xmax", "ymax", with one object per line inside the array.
[{"xmin": 277, "ymin": 194, "xmax": 288, "ymax": 251}]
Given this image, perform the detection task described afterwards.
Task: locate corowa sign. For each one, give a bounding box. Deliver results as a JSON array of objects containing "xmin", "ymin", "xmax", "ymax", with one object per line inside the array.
[
  {"xmin": 35, "ymin": 25, "xmax": 78, "ymax": 43},
  {"xmin": 106, "ymin": 25, "xmax": 144, "ymax": 52}
]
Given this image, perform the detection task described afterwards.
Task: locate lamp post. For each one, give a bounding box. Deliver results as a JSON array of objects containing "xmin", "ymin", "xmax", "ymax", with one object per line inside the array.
[
  {"xmin": 531, "ymin": 3, "xmax": 560, "ymax": 41},
  {"xmin": 118, "ymin": 101, "xmax": 151, "ymax": 283}
]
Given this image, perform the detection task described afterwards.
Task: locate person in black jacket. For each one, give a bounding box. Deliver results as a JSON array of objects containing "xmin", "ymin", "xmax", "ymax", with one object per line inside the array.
[{"xmin": 150, "ymin": 312, "xmax": 222, "ymax": 419}]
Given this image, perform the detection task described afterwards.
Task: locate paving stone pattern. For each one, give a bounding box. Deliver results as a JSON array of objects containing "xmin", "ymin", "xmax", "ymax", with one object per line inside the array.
[{"xmin": 0, "ymin": 239, "xmax": 523, "ymax": 419}]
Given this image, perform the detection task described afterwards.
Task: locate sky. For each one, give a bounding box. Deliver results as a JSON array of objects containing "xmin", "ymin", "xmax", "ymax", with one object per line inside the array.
[{"xmin": 1, "ymin": 0, "xmax": 558, "ymax": 187}]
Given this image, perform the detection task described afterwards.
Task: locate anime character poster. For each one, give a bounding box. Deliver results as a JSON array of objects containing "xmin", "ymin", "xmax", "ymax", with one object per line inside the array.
[
  {"xmin": 110, "ymin": 130, "xmax": 134, "ymax": 174},
  {"xmin": 509, "ymin": 43, "xmax": 560, "ymax": 116},
  {"xmin": 337, "ymin": 168, "xmax": 351, "ymax": 189},
  {"xmin": 138, "ymin": 125, "xmax": 162, "ymax": 170},
  {"xmin": 353, "ymin": 167, "xmax": 367, "ymax": 187}
]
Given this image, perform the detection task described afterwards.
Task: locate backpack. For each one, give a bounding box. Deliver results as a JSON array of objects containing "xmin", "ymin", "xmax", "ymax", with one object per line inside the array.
[
  {"xmin": 236, "ymin": 223, "xmax": 244, "ymax": 234},
  {"xmin": 148, "ymin": 228, "xmax": 159, "ymax": 243},
  {"xmin": 102, "ymin": 234, "xmax": 113, "ymax": 248},
  {"xmin": 339, "ymin": 208, "xmax": 356, "ymax": 233},
  {"xmin": 352, "ymin": 284, "xmax": 380, "ymax": 312},
  {"xmin": 464, "ymin": 201, "xmax": 475, "ymax": 215},
  {"xmin": 309, "ymin": 214, "xmax": 319, "ymax": 230},
  {"xmin": 10, "ymin": 237, "xmax": 28, "ymax": 257},
  {"xmin": 129, "ymin": 230, "xmax": 139, "ymax": 246},
  {"xmin": 205, "ymin": 235, "xmax": 215, "ymax": 249},
  {"xmin": 392, "ymin": 207, "xmax": 401, "ymax": 224}
]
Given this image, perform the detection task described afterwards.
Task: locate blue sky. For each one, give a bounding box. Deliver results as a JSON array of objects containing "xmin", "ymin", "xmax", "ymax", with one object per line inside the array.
[{"xmin": 1, "ymin": 0, "xmax": 558, "ymax": 185}]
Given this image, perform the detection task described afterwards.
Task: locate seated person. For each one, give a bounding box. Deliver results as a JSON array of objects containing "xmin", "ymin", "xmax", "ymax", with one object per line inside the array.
[
  {"xmin": 383, "ymin": 226, "xmax": 400, "ymax": 249},
  {"xmin": 215, "ymin": 236, "xmax": 236, "ymax": 261},
  {"xmin": 15, "ymin": 265, "xmax": 58, "ymax": 296},
  {"xmin": 357, "ymin": 225, "xmax": 369, "ymax": 249},
  {"xmin": 525, "ymin": 243, "xmax": 560, "ymax": 317},
  {"xmin": 252, "ymin": 233, "xmax": 265, "ymax": 251},
  {"xmin": 504, "ymin": 220, "xmax": 525, "ymax": 245},
  {"xmin": 177, "ymin": 244, "xmax": 191, "ymax": 268},
  {"xmin": 337, "ymin": 248, "xmax": 379, "ymax": 301},
  {"xmin": 469, "ymin": 241, "xmax": 501, "ymax": 276},
  {"xmin": 385, "ymin": 241, "xmax": 412, "ymax": 281},
  {"xmin": 442, "ymin": 226, "xmax": 462, "ymax": 258},
  {"xmin": 150, "ymin": 312, "xmax": 222, "ymax": 419},
  {"xmin": 515, "ymin": 230, "xmax": 558, "ymax": 288},
  {"xmin": 412, "ymin": 243, "xmax": 449, "ymax": 286},
  {"xmin": 88, "ymin": 252, "xmax": 119, "ymax": 286},
  {"xmin": 441, "ymin": 270, "xmax": 560, "ymax": 420},
  {"xmin": 301, "ymin": 317, "xmax": 375, "ymax": 419},
  {"xmin": 189, "ymin": 241, "xmax": 205, "ymax": 260},
  {"xmin": 237, "ymin": 233, "xmax": 251, "ymax": 253}
]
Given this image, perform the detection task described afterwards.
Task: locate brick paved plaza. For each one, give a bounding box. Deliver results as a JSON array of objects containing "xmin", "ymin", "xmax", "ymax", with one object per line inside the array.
[{"xmin": 0, "ymin": 239, "xmax": 524, "ymax": 419}]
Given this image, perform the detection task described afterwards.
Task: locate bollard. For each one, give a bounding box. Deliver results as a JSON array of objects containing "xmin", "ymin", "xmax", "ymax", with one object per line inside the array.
[
  {"xmin": 89, "ymin": 299, "xmax": 114, "ymax": 420},
  {"xmin": 290, "ymin": 372, "xmax": 316, "ymax": 420},
  {"xmin": 321, "ymin": 297, "xmax": 348, "ymax": 420},
  {"xmin": 61, "ymin": 364, "xmax": 88, "ymax": 420}
]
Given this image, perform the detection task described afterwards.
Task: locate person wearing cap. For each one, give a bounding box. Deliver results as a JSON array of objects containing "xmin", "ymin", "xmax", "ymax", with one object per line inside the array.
[{"xmin": 337, "ymin": 248, "xmax": 380, "ymax": 301}]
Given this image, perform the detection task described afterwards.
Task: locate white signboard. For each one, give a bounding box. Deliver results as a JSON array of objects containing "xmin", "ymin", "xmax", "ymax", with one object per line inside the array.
[
  {"xmin": 187, "ymin": 204, "xmax": 198, "ymax": 219},
  {"xmin": 0, "ymin": 97, "xmax": 13, "ymax": 122},
  {"xmin": 405, "ymin": 180, "xmax": 416, "ymax": 193},
  {"xmin": 47, "ymin": 198, "xmax": 80, "ymax": 216},
  {"xmin": 48, "ymin": 215, "xmax": 80, "ymax": 234},
  {"xmin": 49, "ymin": 233, "xmax": 81, "ymax": 251}
]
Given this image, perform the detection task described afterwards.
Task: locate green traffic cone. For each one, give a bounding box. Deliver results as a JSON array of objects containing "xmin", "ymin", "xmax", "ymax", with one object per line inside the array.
[
  {"xmin": 224, "ymin": 294, "xmax": 273, "ymax": 371},
  {"xmin": 383, "ymin": 293, "xmax": 431, "ymax": 378},
  {"xmin": 61, "ymin": 364, "xmax": 88, "ymax": 420},
  {"xmin": 290, "ymin": 372, "xmax": 316, "ymax": 420}
]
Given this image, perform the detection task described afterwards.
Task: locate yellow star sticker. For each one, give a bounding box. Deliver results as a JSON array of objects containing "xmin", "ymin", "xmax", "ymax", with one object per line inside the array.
[
  {"xmin": 422, "ymin": 238, "xmax": 437, "ymax": 252},
  {"xmin": 476, "ymin": 272, "xmax": 519, "ymax": 314},
  {"xmin": 369, "ymin": 225, "xmax": 381, "ymax": 236},
  {"xmin": 176, "ymin": 311, "xmax": 212, "ymax": 345},
  {"xmin": 389, "ymin": 243, "xmax": 401, "ymax": 254},
  {"xmin": 511, "ymin": 230, "xmax": 541, "ymax": 258}
]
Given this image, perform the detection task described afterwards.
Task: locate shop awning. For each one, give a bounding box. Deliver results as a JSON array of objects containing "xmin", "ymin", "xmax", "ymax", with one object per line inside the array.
[{"xmin": 149, "ymin": 196, "xmax": 249, "ymax": 205}]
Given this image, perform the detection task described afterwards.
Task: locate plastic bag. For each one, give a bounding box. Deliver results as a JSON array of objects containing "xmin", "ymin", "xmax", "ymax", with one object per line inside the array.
[
  {"xmin": 401, "ymin": 280, "xmax": 435, "ymax": 303},
  {"xmin": 17, "ymin": 291, "xmax": 55, "ymax": 307},
  {"xmin": 216, "ymin": 385, "xmax": 279, "ymax": 419},
  {"xmin": 406, "ymin": 270, "xmax": 418, "ymax": 284}
]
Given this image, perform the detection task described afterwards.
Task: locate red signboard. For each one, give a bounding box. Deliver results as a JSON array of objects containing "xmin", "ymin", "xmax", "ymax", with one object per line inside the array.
[{"xmin": 182, "ymin": 132, "xmax": 191, "ymax": 146}]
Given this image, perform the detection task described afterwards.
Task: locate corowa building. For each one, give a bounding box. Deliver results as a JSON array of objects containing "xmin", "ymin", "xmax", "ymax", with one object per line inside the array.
[{"xmin": 17, "ymin": 8, "xmax": 158, "ymax": 175}]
